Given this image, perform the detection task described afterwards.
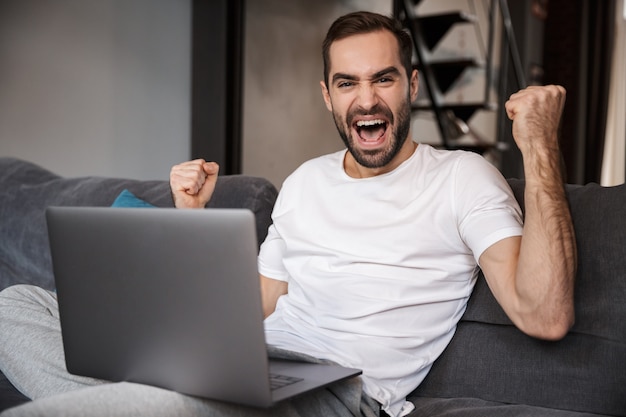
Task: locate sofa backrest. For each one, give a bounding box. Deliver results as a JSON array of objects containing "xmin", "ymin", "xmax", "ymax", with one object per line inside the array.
[
  {"xmin": 411, "ymin": 179, "xmax": 626, "ymax": 416},
  {"xmin": 0, "ymin": 158, "xmax": 278, "ymax": 292}
]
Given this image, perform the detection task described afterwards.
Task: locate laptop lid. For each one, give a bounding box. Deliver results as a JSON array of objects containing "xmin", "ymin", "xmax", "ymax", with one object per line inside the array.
[{"xmin": 46, "ymin": 207, "xmax": 360, "ymax": 407}]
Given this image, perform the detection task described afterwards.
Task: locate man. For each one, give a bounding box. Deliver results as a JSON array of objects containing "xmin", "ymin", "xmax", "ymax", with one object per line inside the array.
[{"xmin": 0, "ymin": 11, "xmax": 575, "ymax": 417}]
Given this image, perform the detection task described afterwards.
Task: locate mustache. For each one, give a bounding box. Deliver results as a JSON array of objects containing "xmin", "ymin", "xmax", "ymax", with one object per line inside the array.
[{"xmin": 346, "ymin": 103, "xmax": 394, "ymax": 126}]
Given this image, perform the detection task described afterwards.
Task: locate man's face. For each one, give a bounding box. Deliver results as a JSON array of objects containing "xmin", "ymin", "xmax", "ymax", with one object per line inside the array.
[{"xmin": 321, "ymin": 30, "xmax": 418, "ymax": 176}]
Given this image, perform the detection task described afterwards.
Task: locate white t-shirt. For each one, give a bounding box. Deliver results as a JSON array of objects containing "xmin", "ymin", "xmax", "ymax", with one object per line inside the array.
[{"xmin": 259, "ymin": 144, "xmax": 523, "ymax": 417}]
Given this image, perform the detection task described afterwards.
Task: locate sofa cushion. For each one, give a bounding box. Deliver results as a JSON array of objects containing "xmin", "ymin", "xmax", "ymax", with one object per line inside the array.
[
  {"xmin": 410, "ymin": 179, "xmax": 626, "ymax": 416},
  {"xmin": 0, "ymin": 158, "xmax": 278, "ymax": 292},
  {"xmin": 411, "ymin": 322, "xmax": 626, "ymax": 415}
]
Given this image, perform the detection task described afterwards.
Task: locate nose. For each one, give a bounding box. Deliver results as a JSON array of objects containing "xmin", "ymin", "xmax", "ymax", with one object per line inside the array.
[{"xmin": 355, "ymin": 84, "xmax": 379, "ymax": 111}]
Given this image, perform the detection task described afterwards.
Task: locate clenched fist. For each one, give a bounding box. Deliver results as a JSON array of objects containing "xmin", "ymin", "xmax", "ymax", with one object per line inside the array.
[
  {"xmin": 505, "ymin": 85, "xmax": 566, "ymax": 156},
  {"xmin": 169, "ymin": 159, "xmax": 219, "ymax": 208}
]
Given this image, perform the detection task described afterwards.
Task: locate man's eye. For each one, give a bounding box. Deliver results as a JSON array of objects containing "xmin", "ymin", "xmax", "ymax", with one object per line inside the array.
[
  {"xmin": 338, "ymin": 81, "xmax": 353, "ymax": 88},
  {"xmin": 377, "ymin": 77, "xmax": 391, "ymax": 83}
]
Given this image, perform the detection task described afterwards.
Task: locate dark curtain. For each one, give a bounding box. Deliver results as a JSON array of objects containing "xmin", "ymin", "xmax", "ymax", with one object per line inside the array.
[{"xmin": 542, "ymin": 0, "xmax": 616, "ymax": 184}]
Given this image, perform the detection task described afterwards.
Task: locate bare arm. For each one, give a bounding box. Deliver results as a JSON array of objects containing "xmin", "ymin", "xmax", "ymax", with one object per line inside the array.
[
  {"xmin": 480, "ymin": 85, "xmax": 577, "ymax": 341},
  {"xmin": 169, "ymin": 159, "xmax": 219, "ymax": 208},
  {"xmin": 260, "ymin": 274, "xmax": 288, "ymax": 318}
]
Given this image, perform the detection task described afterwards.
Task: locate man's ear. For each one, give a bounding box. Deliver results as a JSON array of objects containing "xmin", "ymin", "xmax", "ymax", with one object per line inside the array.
[
  {"xmin": 409, "ymin": 69, "xmax": 419, "ymax": 102},
  {"xmin": 320, "ymin": 81, "xmax": 333, "ymax": 112}
]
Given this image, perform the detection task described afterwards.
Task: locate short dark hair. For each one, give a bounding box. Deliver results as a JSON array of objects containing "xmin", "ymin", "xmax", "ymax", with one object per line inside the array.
[{"xmin": 322, "ymin": 11, "xmax": 413, "ymax": 87}]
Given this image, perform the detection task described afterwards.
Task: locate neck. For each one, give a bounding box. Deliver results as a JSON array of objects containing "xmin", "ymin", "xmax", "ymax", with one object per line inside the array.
[{"xmin": 344, "ymin": 140, "xmax": 417, "ymax": 179}]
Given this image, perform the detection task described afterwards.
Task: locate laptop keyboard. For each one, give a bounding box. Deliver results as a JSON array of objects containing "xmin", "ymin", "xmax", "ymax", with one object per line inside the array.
[{"xmin": 269, "ymin": 373, "xmax": 303, "ymax": 390}]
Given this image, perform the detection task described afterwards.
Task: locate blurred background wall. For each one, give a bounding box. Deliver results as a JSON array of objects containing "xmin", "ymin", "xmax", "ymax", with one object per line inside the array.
[
  {"xmin": 0, "ymin": 0, "xmax": 191, "ymax": 180},
  {"xmin": 1, "ymin": 0, "xmax": 623, "ymax": 186}
]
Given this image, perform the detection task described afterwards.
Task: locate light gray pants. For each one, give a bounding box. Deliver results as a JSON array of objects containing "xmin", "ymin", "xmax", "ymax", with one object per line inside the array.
[{"xmin": 0, "ymin": 285, "xmax": 379, "ymax": 417}]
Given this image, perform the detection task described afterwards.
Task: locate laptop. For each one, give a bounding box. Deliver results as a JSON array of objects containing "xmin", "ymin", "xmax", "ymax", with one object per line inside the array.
[{"xmin": 46, "ymin": 206, "xmax": 361, "ymax": 408}]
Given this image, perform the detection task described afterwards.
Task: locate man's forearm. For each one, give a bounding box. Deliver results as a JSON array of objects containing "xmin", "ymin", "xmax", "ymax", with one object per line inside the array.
[{"xmin": 515, "ymin": 142, "xmax": 577, "ymax": 340}]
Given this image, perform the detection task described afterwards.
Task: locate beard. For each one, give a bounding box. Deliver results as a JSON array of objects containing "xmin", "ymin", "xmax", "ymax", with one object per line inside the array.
[{"xmin": 332, "ymin": 97, "xmax": 412, "ymax": 169}]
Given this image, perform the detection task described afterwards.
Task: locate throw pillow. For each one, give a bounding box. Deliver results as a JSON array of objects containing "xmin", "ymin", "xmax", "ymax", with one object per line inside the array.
[{"xmin": 111, "ymin": 189, "xmax": 156, "ymax": 208}]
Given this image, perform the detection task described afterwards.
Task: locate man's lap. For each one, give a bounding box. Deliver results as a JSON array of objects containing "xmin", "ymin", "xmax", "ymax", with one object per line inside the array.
[
  {"xmin": 1, "ymin": 379, "xmax": 366, "ymax": 417},
  {"xmin": 0, "ymin": 285, "xmax": 376, "ymax": 417}
]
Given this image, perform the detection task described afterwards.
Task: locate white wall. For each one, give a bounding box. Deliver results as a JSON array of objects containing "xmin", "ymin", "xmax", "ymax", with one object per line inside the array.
[{"xmin": 0, "ymin": 0, "xmax": 190, "ymax": 180}]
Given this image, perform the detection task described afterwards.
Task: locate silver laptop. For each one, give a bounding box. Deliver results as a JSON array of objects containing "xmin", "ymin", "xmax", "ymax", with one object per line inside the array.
[{"xmin": 46, "ymin": 206, "xmax": 361, "ymax": 408}]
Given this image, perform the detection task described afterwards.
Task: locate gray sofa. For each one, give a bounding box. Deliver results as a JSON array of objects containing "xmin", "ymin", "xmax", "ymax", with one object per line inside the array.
[{"xmin": 1, "ymin": 157, "xmax": 624, "ymax": 416}]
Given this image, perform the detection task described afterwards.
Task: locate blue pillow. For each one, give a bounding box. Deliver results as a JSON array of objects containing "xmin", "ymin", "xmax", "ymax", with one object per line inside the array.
[{"xmin": 111, "ymin": 189, "xmax": 156, "ymax": 208}]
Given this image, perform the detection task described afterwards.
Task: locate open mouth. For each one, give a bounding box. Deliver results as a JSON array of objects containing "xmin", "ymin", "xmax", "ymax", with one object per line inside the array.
[{"xmin": 354, "ymin": 119, "xmax": 389, "ymax": 144}]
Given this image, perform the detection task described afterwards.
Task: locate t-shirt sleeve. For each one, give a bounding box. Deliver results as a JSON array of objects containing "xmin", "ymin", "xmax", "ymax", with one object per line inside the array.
[
  {"xmin": 257, "ymin": 223, "xmax": 290, "ymax": 282},
  {"xmin": 454, "ymin": 153, "xmax": 524, "ymax": 264},
  {"xmin": 256, "ymin": 161, "xmax": 313, "ymax": 283}
]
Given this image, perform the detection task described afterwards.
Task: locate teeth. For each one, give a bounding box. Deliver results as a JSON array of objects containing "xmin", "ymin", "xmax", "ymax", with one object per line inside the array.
[{"xmin": 356, "ymin": 119, "xmax": 385, "ymax": 127}]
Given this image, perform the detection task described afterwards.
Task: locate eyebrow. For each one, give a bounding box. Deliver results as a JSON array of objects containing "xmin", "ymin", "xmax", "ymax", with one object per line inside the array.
[{"xmin": 331, "ymin": 66, "xmax": 402, "ymax": 84}]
